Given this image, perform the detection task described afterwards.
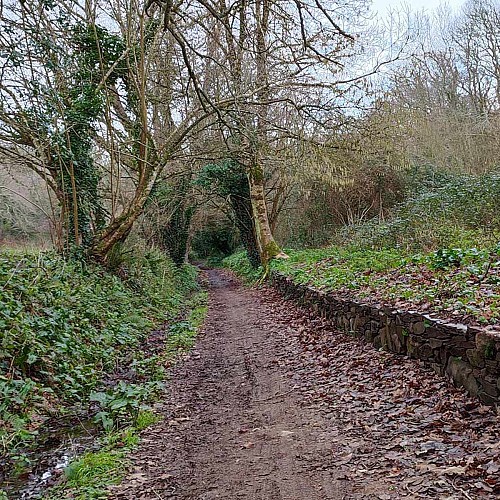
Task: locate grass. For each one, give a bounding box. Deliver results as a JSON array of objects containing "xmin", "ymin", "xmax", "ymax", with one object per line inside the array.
[
  {"xmin": 222, "ymin": 251, "xmax": 263, "ymax": 283},
  {"xmin": 47, "ymin": 420, "xmax": 154, "ymax": 500},
  {"xmin": 165, "ymin": 291, "xmax": 208, "ymax": 355},
  {"xmin": 44, "ymin": 427, "xmax": 138, "ymax": 500},
  {"xmin": 63, "ymin": 450, "xmax": 124, "ymax": 495}
]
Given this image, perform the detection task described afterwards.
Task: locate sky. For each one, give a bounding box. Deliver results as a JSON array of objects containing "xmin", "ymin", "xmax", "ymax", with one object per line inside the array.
[{"xmin": 371, "ymin": 0, "xmax": 465, "ymax": 15}]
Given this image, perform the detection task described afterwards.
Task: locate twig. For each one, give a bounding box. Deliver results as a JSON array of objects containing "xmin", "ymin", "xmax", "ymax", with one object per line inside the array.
[
  {"xmin": 0, "ymin": 185, "xmax": 53, "ymax": 220},
  {"xmin": 478, "ymin": 258, "xmax": 492, "ymax": 283},
  {"xmin": 450, "ymin": 479, "xmax": 474, "ymax": 500},
  {"xmin": 152, "ymin": 489, "xmax": 165, "ymax": 499}
]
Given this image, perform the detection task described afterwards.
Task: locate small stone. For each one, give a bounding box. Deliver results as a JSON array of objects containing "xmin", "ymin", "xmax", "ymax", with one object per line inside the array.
[
  {"xmin": 446, "ymin": 357, "xmax": 479, "ymax": 396},
  {"xmin": 429, "ymin": 338, "xmax": 444, "ymax": 349},
  {"xmin": 418, "ymin": 343, "xmax": 433, "ymax": 359},
  {"xmin": 485, "ymin": 360, "xmax": 498, "ymax": 370},
  {"xmin": 467, "ymin": 348, "xmax": 485, "ymax": 369},
  {"xmin": 413, "ymin": 322, "xmax": 426, "ymax": 335},
  {"xmin": 427, "ymin": 327, "xmax": 452, "ymax": 339},
  {"xmin": 479, "ymin": 392, "xmax": 498, "ymax": 405}
]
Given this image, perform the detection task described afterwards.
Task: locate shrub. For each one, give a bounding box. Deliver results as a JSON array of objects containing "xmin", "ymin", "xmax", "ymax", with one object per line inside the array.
[{"xmin": 0, "ymin": 248, "xmax": 198, "ymax": 456}]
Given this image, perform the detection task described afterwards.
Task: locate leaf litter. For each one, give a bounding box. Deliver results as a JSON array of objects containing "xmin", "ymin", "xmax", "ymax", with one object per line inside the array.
[{"xmin": 109, "ymin": 271, "xmax": 499, "ymax": 499}]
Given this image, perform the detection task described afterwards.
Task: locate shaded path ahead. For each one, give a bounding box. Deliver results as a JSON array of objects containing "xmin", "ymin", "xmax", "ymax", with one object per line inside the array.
[{"xmin": 110, "ymin": 270, "xmax": 499, "ymax": 500}]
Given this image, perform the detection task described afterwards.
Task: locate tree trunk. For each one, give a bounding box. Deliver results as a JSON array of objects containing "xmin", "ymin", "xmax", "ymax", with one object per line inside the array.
[
  {"xmin": 230, "ymin": 190, "xmax": 260, "ymax": 269},
  {"xmin": 248, "ymin": 0, "xmax": 287, "ymax": 268},
  {"xmin": 248, "ymin": 165, "xmax": 287, "ymax": 267},
  {"xmin": 87, "ymin": 199, "xmax": 144, "ymax": 263},
  {"xmin": 87, "ymin": 168, "xmax": 157, "ymax": 262}
]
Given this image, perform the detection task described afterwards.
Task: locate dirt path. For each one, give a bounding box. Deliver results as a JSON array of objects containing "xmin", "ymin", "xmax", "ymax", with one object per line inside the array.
[{"xmin": 109, "ymin": 270, "xmax": 499, "ymax": 500}]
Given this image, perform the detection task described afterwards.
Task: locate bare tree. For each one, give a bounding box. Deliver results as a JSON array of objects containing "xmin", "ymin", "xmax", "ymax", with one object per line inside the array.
[
  {"xmin": 154, "ymin": 0, "xmax": 383, "ymax": 265},
  {"xmin": 1, "ymin": 0, "xmax": 400, "ymax": 265}
]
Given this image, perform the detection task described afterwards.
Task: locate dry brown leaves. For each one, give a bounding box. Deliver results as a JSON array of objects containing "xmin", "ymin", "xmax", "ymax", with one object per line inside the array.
[{"xmin": 262, "ymin": 286, "xmax": 500, "ymax": 499}]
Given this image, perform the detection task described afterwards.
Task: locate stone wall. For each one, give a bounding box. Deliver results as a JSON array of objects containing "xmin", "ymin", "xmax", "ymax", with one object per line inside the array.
[{"xmin": 271, "ymin": 272, "xmax": 500, "ymax": 405}]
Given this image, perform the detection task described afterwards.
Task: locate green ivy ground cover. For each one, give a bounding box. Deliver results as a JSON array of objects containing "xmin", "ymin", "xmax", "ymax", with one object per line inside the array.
[
  {"xmin": 224, "ymin": 244, "xmax": 500, "ymax": 325},
  {"xmin": 0, "ymin": 248, "xmax": 200, "ymax": 473},
  {"xmin": 42, "ymin": 290, "xmax": 208, "ymax": 500}
]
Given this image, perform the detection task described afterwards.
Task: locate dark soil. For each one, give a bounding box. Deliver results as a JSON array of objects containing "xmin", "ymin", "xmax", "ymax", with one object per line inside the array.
[{"xmin": 109, "ymin": 270, "xmax": 500, "ymax": 500}]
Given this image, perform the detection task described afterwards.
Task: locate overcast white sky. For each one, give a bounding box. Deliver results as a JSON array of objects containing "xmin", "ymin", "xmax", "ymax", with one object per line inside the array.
[{"xmin": 371, "ymin": 0, "xmax": 465, "ymax": 15}]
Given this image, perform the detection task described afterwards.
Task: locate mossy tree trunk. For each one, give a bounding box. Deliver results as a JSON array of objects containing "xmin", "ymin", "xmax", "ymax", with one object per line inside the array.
[
  {"xmin": 248, "ymin": 0, "xmax": 287, "ymax": 268},
  {"xmin": 248, "ymin": 164, "xmax": 287, "ymax": 267},
  {"xmin": 88, "ymin": 168, "xmax": 158, "ymax": 263}
]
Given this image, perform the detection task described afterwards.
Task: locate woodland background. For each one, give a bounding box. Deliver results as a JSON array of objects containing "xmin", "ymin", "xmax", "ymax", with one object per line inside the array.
[
  {"xmin": 1, "ymin": 0, "xmax": 500, "ymax": 497},
  {"xmin": 1, "ymin": 0, "xmax": 498, "ymax": 264}
]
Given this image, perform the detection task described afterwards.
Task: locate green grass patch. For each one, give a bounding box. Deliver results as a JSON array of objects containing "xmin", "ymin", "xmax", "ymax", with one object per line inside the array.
[
  {"xmin": 62, "ymin": 450, "xmax": 124, "ymax": 496},
  {"xmin": 43, "ymin": 424, "xmax": 142, "ymax": 500},
  {"xmin": 134, "ymin": 410, "xmax": 161, "ymax": 431},
  {"xmin": 165, "ymin": 290, "xmax": 208, "ymax": 359}
]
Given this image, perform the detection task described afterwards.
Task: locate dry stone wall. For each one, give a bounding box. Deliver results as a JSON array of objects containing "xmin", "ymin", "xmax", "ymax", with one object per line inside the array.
[{"xmin": 272, "ymin": 272, "xmax": 500, "ymax": 405}]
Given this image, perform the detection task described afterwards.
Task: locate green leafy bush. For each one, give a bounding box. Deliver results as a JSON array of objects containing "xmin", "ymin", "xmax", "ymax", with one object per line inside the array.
[
  {"xmin": 90, "ymin": 381, "xmax": 164, "ymax": 432},
  {"xmin": 429, "ymin": 247, "xmax": 488, "ymax": 270},
  {"xmin": 0, "ymin": 248, "xmax": 199, "ymax": 457}
]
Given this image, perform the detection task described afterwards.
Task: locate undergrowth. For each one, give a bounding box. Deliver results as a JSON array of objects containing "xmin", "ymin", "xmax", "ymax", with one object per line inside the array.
[
  {"xmin": 43, "ymin": 419, "xmax": 149, "ymax": 500},
  {"xmin": 0, "ymin": 247, "xmax": 202, "ymax": 492},
  {"xmin": 222, "ymin": 251, "xmax": 263, "ymax": 283},
  {"xmin": 44, "ymin": 291, "xmax": 207, "ymax": 500},
  {"xmin": 339, "ymin": 170, "xmax": 500, "ymax": 251},
  {"xmin": 226, "ymin": 243, "xmax": 500, "ymax": 325}
]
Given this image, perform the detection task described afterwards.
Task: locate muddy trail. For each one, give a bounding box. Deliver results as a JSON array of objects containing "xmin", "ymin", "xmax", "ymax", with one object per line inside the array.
[{"xmin": 109, "ymin": 270, "xmax": 500, "ymax": 500}]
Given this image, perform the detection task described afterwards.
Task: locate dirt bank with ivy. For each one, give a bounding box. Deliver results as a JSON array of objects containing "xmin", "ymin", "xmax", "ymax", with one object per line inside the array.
[{"xmin": 0, "ymin": 248, "xmax": 204, "ymax": 497}]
